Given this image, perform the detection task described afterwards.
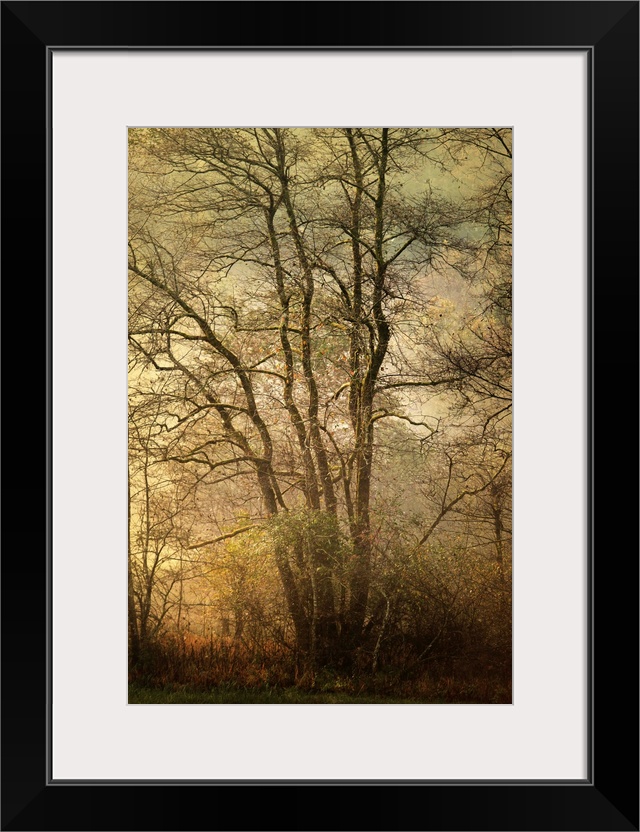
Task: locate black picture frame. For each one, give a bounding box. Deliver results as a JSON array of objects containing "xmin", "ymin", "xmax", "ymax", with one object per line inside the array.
[{"xmin": 2, "ymin": 2, "xmax": 638, "ymax": 830}]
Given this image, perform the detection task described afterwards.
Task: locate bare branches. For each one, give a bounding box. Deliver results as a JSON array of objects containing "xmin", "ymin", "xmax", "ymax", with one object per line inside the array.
[
  {"xmin": 186, "ymin": 525, "xmax": 259, "ymax": 551},
  {"xmin": 415, "ymin": 452, "xmax": 511, "ymax": 550},
  {"xmin": 128, "ymin": 127, "xmax": 512, "ymax": 672}
]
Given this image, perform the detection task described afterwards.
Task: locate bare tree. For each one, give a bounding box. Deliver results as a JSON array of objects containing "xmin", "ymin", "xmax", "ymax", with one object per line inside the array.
[{"xmin": 128, "ymin": 128, "xmax": 512, "ymax": 679}]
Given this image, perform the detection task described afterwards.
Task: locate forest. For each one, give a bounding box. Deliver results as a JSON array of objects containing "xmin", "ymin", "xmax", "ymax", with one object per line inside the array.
[{"xmin": 128, "ymin": 127, "xmax": 512, "ymax": 704}]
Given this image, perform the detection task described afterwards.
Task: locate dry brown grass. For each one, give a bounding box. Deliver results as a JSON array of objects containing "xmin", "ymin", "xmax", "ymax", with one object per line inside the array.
[{"xmin": 130, "ymin": 633, "xmax": 510, "ymax": 703}]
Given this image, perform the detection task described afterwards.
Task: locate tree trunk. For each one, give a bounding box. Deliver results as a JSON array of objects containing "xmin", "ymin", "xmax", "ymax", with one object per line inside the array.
[
  {"xmin": 128, "ymin": 583, "xmax": 140, "ymax": 666},
  {"xmin": 127, "ymin": 467, "xmax": 140, "ymax": 666}
]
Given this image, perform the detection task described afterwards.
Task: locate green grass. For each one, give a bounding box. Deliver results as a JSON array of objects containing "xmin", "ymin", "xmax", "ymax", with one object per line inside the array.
[{"xmin": 128, "ymin": 683, "xmax": 441, "ymax": 705}]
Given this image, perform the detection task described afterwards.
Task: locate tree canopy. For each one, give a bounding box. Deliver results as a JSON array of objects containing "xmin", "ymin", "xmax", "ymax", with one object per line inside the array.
[{"xmin": 128, "ymin": 127, "xmax": 512, "ymax": 697}]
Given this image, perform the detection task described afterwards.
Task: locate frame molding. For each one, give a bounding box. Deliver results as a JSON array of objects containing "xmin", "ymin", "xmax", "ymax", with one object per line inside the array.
[{"xmin": 2, "ymin": 2, "xmax": 637, "ymax": 829}]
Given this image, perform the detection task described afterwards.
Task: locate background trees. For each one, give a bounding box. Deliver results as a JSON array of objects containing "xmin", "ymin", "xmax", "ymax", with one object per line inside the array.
[{"xmin": 128, "ymin": 127, "xmax": 512, "ymax": 696}]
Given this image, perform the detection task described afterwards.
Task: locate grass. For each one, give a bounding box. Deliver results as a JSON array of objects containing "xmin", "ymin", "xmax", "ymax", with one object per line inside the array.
[{"xmin": 128, "ymin": 683, "xmax": 444, "ymax": 705}]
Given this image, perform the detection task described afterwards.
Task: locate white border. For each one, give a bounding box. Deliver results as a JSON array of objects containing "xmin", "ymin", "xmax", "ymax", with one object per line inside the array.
[{"xmin": 52, "ymin": 51, "xmax": 587, "ymax": 781}]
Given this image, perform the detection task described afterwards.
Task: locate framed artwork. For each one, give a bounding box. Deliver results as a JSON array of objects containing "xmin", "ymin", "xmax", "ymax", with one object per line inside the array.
[{"xmin": 2, "ymin": 1, "xmax": 637, "ymax": 829}]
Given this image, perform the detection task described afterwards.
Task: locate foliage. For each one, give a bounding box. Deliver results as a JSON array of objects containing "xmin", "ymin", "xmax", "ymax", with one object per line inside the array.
[{"xmin": 127, "ymin": 128, "xmax": 512, "ymax": 702}]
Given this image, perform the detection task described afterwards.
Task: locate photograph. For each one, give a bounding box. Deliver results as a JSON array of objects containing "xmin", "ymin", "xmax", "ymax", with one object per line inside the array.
[{"xmin": 128, "ymin": 127, "xmax": 512, "ymax": 705}]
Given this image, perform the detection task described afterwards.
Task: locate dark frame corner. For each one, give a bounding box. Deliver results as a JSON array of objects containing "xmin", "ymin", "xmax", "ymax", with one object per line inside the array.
[{"xmin": 2, "ymin": 2, "xmax": 638, "ymax": 830}]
